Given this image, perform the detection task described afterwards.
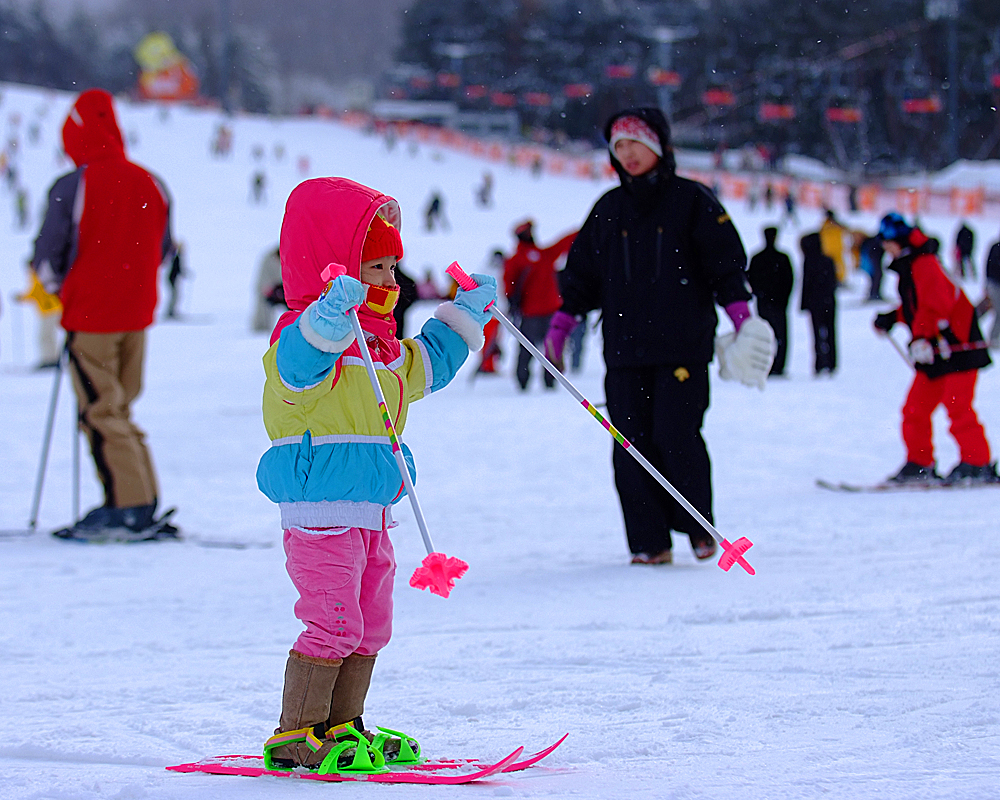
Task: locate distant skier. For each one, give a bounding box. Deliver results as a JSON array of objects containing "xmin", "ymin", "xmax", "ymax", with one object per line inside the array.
[
  {"xmin": 873, "ymin": 213, "xmax": 996, "ymax": 485},
  {"xmin": 211, "ymin": 123, "xmax": 232, "ymax": 157},
  {"xmin": 424, "ymin": 191, "xmax": 449, "ymax": 231},
  {"xmin": 475, "ymin": 250, "xmax": 506, "ymax": 376},
  {"xmin": 954, "ymin": 222, "xmax": 975, "ymax": 279},
  {"xmin": 781, "ymin": 185, "xmax": 798, "ymax": 224},
  {"xmin": 251, "ymin": 171, "xmax": 267, "ymax": 204},
  {"xmin": 799, "ymin": 232, "xmax": 838, "ymax": 376},
  {"xmin": 982, "ymin": 231, "xmax": 1000, "ymax": 349},
  {"xmin": 859, "ymin": 234, "xmax": 886, "ymax": 301},
  {"xmin": 475, "ymin": 171, "xmax": 494, "ymax": 208},
  {"xmin": 13, "ymin": 267, "xmax": 62, "ymax": 368},
  {"xmin": 502, "ymin": 219, "xmax": 576, "ymax": 390},
  {"xmin": 748, "ymin": 227, "xmax": 793, "ymax": 377},
  {"xmin": 251, "ymin": 246, "xmax": 284, "ymax": 333},
  {"xmin": 14, "ymin": 185, "xmax": 29, "ymax": 229},
  {"xmin": 391, "ymin": 262, "xmax": 417, "ymax": 337},
  {"xmin": 164, "ymin": 242, "xmax": 185, "ymax": 319},
  {"xmin": 819, "ymin": 209, "xmax": 849, "ymax": 285}
]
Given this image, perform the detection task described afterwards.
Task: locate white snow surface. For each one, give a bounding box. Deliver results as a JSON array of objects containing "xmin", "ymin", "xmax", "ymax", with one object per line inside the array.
[{"xmin": 1, "ymin": 82, "xmax": 999, "ymax": 799}]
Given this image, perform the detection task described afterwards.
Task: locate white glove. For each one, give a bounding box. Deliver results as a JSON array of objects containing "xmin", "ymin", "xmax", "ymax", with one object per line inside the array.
[
  {"xmin": 909, "ymin": 338, "xmax": 935, "ymax": 364},
  {"xmin": 715, "ymin": 317, "xmax": 776, "ymax": 390}
]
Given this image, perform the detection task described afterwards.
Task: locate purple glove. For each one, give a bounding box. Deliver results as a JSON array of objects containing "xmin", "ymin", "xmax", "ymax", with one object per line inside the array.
[
  {"xmin": 544, "ymin": 311, "xmax": 578, "ymax": 369},
  {"xmin": 725, "ymin": 301, "xmax": 751, "ymax": 332}
]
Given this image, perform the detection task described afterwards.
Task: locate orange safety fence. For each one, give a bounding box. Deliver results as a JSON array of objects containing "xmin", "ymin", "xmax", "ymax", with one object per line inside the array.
[{"xmin": 330, "ymin": 110, "xmax": 1000, "ymax": 218}]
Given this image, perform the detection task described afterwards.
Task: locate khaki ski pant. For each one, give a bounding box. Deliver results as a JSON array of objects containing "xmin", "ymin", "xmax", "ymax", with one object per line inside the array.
[{"xmin": 66, "ymin": 330, "xmax": 158, "ymax": 509}]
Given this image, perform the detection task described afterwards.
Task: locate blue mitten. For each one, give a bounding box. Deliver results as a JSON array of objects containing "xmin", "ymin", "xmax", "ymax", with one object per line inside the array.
[
  {"xmin": 452, "ymin": 273, "xmax": 497, "ymax": 327},
  {"xmin": 305, "ymin": 274, "xmax": 366, "ymax": 342}
]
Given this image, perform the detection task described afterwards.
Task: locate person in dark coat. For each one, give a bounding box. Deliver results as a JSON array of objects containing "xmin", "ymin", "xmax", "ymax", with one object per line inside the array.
[
  {"xmin": 799, "ymin": 232, "xmax": 838, "ymax": 375},
  {"xmin": 954, "ymin": 222, "xmax": 975, "ymax": 279},
  {"xmin": 874, "ymin": 213, "xmax": 996, "ymax": 484},
  {"xmin": 983, "ymin": 231, "xmax": 1000, "ymax": 348},
  {"xmin": 165, "ymin": 242, "xmax": 184, "ymax": 319},
  {"xmin": 543, "ymin": 107, "xmax": 774, "ymax": 565},
  {"xmin": 391, "ymin": 263, "xmax": 418, "ymax": 337},
  {"xmin": 748, "ymin": 226, "xmax": 793, "ymax": 376}
]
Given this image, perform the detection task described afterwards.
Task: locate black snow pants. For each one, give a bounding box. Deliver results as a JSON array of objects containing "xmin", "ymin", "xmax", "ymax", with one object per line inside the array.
[{"xmin": 604, "ymin": 363, "xmax": 713, "ymax": 555}]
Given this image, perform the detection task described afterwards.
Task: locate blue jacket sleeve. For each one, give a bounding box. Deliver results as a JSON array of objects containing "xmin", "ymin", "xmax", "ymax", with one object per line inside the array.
[
  {"xmin": 275, "ymin": 317, "xmax": 341, "ymax": 390},
  {"xmin": 411, "ymin": 317, "xmax": 469, "ymax": 395}
]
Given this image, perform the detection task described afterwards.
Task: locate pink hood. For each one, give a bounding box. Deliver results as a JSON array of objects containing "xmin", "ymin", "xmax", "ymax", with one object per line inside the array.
[{"xmin": 271, "ymin": 177, "xmax": 401, "ymax": 345}]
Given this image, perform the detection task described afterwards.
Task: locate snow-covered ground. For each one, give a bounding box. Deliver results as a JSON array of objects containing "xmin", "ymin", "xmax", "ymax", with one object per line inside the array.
[{"xmin": 1, "ymin": 82, "xmax": 999, "ymax": 799}]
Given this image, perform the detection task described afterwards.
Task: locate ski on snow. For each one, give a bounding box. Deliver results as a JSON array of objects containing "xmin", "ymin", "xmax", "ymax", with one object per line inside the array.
[
  {"xmin": 53, "ymin": 508, "xmax": 273, "ymax": 549},
  {"xmin": 166, "ymin": 735, "xmax": 567, "ymax": 785},
  {"xmin": 816, "ymin": 478, "xmax": 1000, "ymax": 493}
]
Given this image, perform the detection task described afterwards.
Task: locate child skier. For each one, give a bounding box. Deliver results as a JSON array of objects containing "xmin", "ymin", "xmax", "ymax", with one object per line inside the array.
[
  {"xmin": 873, "ymin": 212, "xmax": 997, "ymax": 484},
  {"xmin": 256, "ymin": 177, "xmax": 496, "ymax": 772}
]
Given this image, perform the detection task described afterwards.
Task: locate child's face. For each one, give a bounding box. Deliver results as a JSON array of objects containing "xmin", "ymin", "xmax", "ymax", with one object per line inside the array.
[{"xmin": 360, "ymin": 256, "xmax": 398, "ymax": 288}]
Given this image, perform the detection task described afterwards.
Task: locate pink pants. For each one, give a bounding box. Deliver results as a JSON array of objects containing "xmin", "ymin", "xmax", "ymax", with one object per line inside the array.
[{"xmin": 283, "ymin": 526, "xmax": 396, "ymax": 660}]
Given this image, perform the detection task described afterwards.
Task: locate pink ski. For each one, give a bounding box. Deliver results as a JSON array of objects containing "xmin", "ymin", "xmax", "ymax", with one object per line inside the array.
[
  {"xmin": 167, "ymin": 747, "xmax": 523, "ymax": 784},
  {"xmin": 412, "ymin": 734, "xmax": 568, "ymax": 773}
]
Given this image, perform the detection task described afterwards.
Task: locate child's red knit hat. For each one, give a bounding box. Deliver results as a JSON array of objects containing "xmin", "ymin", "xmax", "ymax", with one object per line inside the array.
[{"xmin": 362, "ymin": 214, "xmax": 404, "ymax": 262}]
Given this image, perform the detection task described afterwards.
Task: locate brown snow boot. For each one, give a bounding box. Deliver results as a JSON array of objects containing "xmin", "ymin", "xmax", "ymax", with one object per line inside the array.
[
  {"xmin": 267, "ymin": 650, "xmax": 342, "ymax": 768},
  {"xmin": 326, "ymin": 653, "xmax": 419, "ymax": 763},
  {"xmin": 327, "ymin": 653, "xmax": 376, "ymax": 729}
]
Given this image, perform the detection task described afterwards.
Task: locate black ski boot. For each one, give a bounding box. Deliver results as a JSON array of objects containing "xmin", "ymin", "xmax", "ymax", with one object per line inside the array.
[
  {"xmin": 887, "ymin": 462, "xmax": 942, "ymax": 484},
  {"xmin": 53, "ymin": 504, "xmax": 180, "ymax": 542},
  {"xmin": 944, "ymin": 462, "xmax": 1000, "ymax": 486}
]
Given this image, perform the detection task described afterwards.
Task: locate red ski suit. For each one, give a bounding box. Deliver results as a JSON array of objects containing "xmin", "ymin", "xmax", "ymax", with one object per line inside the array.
[{"xmin": 885, "ymin": 229, "xmax": 992, "ymax": 467}]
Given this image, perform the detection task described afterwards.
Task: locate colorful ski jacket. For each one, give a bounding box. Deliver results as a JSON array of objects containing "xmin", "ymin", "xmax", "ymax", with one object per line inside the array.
[
  {"xmin": 256, "ymin": 178, "xmax": 473, "ymax": 531},
  {"xmin": 887, "ymin": 228, "xmax": 991, "ymax": 379},
  {"xmin": 32, "ymin": 89, "xmax": 172, "ymax": 333}
]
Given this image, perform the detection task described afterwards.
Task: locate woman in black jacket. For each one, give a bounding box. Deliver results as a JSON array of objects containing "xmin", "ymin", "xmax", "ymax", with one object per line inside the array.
[{"xmin": 544, "ymin": 108, "xmax": 774, "ymax": 565}]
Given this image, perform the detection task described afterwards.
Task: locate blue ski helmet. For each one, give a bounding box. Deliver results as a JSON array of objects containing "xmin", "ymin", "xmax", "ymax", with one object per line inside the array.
[{"xmin": 878, "ymin": 212, "xmax": 912, "ymax": 244}]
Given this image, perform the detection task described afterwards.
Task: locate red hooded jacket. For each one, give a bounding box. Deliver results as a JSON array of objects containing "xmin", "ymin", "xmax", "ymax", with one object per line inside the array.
[
  {"xmin": 33, "ymin": 89, "xmax": 170, "ymax": 332},
  {"xmin": 502, "ymin": 231, "xmax": 576, "ymax": 317}
]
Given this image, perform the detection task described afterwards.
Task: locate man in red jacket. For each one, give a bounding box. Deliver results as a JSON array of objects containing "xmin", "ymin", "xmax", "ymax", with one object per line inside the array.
[
  {"xmin": 873, "ymin": 213, "xmax": 997, "ymax": 485},
  {"xmin": 503, "ymin": 219, "xmax": 576, "ymax": 390},
  {"xmin": 32, "ymin": 89, "xmax": 176, "ymax": 540}
]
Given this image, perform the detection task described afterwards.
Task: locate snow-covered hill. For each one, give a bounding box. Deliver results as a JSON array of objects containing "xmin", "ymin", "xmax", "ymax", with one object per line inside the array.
[{"xmin": 1, "ymin": 82, "xmax": 998, "ymax": 800}]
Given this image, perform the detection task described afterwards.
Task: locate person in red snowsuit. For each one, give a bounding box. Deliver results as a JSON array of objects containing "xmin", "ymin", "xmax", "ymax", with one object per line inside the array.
[
  {"xmin": 873, "ymin": 213, "xmax": 997, "ymax": 484},
  {"xmin": 32, "ymin": 88, "xmax": 175, "ymax": 538},
  {"xmin": 502, "ymin": 220, "xmax": 576, "ymax": 390},
  {"xmin": 475, "ymin": 251, "xmax": 505, "ymax": 375}
]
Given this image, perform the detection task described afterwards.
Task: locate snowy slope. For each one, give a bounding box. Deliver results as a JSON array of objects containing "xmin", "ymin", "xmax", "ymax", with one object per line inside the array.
[{"xmin": 1, "ymin": 82, "xmax": 999, "ymax": 800}]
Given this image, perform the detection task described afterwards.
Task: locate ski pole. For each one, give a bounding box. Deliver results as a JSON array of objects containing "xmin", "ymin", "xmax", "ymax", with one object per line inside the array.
[
  {"xmin": 446, "ymin": 262, "xmax": 755, "ymax": 576},
  {"xmin": 321, "ymin": 264, "xmax": 468, "ymax": 598},
  {"xmin": 882, "ymin": 331, "xmax": 914, "ymax": 370},
  {"xmin": 28, "ymin": 342, "xmax": 68, "ymax": 532},
  {"xmin": 72, "ymin": 398, "xmax": 81, "ymax": 524}
]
